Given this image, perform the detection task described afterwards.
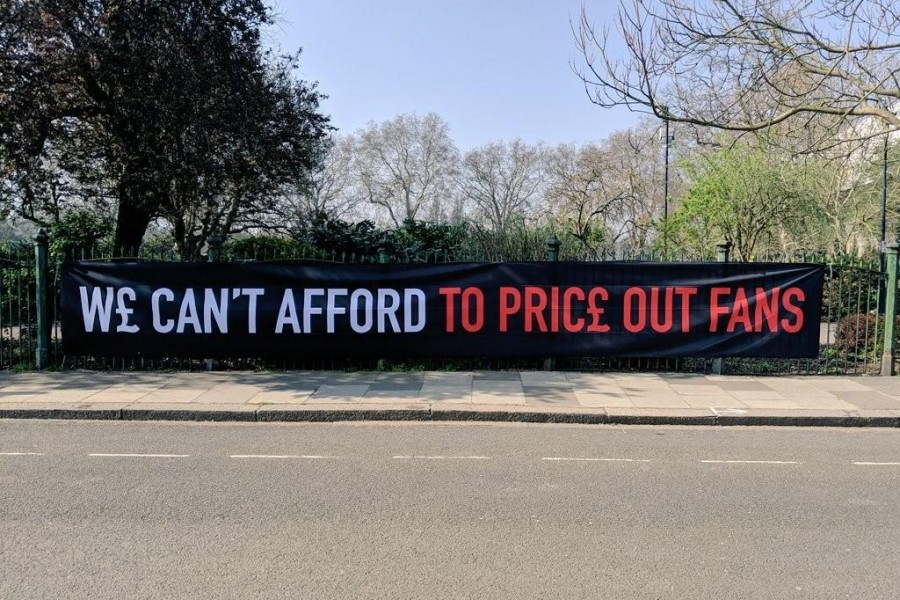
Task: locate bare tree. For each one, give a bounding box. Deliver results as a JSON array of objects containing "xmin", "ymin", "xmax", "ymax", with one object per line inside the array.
[
  {"xmin": 353, "ymin": 113, "xmax": 459, "ymax": 226},
  {"xmin": 281, "ymin": 135, "xmax": 358, "ymax": 224},
  {"xmin": 547, "ymin": 120, "xmax": 679, "ymax": 254},
  {"xmin": 577, "ymin": 0, "xmax": 900, "ymax": 140},
  {"xmin": 460, "ymin": 139, "xmax": 546, "ymax": 230}
]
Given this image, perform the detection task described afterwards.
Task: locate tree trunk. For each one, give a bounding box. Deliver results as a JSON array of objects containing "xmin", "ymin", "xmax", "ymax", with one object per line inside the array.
[{"xmin": 113, "ymin": 200, "xmax": 154, "ymax": 255}]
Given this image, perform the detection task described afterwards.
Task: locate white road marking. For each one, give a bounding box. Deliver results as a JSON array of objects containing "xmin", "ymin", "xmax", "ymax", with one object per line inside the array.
[
  {"xmin": 542, "ymin": 457, "xmax": 651, "ymax": 463},
  {"xmin": 229, "ymin": 454, "xmax": 337, "ymax": 459},
  {"xmin": 852, "ymin": 462, "xmax": 900, "ymax": 466},
  {"xmin": 0, "ymin": 452, "xmax": 44, "ymax": 456},
  {"xmin": 89, "ymin": 453, "xmax": 189, "ymax": 458},
  {"xmin": 701, "ymin": 460, "xmax": 801, "ymax": 465},
  {"xmin": 392, "ymin": 455, "xmax": 490, "ymax": 460}
]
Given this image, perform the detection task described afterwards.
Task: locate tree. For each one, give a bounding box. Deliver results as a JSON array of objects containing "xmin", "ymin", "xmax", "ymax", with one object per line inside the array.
[
  {"xmin": 459, "ymin": 139, "xmax": 546, "ymax": 231},
  {"xmin": 353, "ymin": 113, "xmax": 459, "ymax": 227},
  {"xmin": 290, "ymin": 135, "xmax": 358, "ymax": 220},
  {"xmin": 577, "ymin": 0, "xmax": 900, "ymax": 139},
  {"xmin": 669, "ymin": 144, "xmax": 817, "ymax": 260},
  {"xmin": 0, "ymin": 0, "xmax": 330, "ymax": 256},
  {"xmin": 546, "ymin": 121, "xmax": 677, "ymax": 255},
  {"xmin": 547, "ymin": 144, "xmax": 627, "ymax": 254},
  {"xmin": 834, "ymin": 136, "xmax": 900, "ymax": 254}
]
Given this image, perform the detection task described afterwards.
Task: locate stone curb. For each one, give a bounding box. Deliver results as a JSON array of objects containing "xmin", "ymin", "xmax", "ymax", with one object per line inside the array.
[
  {"xmin": 0, "ymin": 408, "xmax": 121, "ymax": 420},
  {"xmin": 2, "ymin": 406, "xmax": 900, "ymax": 427},
  {"xmin": 122, "ymin": 408, "xmax": 257, "ymax": 422}
]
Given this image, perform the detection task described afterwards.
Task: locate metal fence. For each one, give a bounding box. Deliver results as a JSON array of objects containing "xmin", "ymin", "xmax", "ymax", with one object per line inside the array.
[{"xmin": 0, "ymin": 233, "xmax": 892, "ymax": 375}]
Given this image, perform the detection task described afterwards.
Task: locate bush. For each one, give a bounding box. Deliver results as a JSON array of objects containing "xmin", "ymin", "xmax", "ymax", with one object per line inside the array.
[
  {"xmin": 294, "ymin": 214, "xmax": 469, "ymax": 262},
  {"xmin": 300, "ymin": 214, "xmax": 387, "ymax": 259},
  {"xmin": 49, "ymin": 210, "xmax": 113, "ymax": 261},
  {"xmin": 836, "ymin": 313, "xmax": 899, "ymax": 355},
  {"xmin": 224, "ymin": 236, "xmax": 313, "ymax": 261},
  {"xmin": 394, "ymin": 219, "xmax": 467, "ymax": 261}
]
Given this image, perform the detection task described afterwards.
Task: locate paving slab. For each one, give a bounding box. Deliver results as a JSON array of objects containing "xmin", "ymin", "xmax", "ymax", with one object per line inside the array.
[
  {"xmin": 757, "ymin": 384, "xmax": 839, "ymax": 400},
  {"xmin": 368, "ymin": 381, "xmax": 424, "ymax": 391},
  {"xmin": 360, "ymin": 390, "xmax": 427, "ymax": 403},
  {"xmin": 419, "ymin": 390, "xmax": 472, "ymax": 404},
  {"xmin": 564, "ymin": 373, "xmax": 617, "ymax": 385},
  {"xmin": 472, "ymin": 390, "xmax": 527, "ymax": 405},
  {"xmin": 520, "ymin": 371, "xmax": 570, "ymax": 387},
  {"xmin": 630, "ymin": 396, "xmax": 692, "ymax": 409},
  {"xmin": 788, "ymin": 397, "xmax": 859, "ymax": 411},
  {"xmin": 133, "ymin": 388, "xmax": 208, "ymax": 403},
  {"xmin": 670, "ymin": 384, "xmax": 729, "ymax": 396},
  {"xmin": 728, "ymin": 390, "xmax": 788, "ymax": 401},
  {"xmin": 805, "ymin": 378, "xmax": 873, "ymax": 392},
  {"xmin": 679, "ymin": 395, "xmax": 748, "ymax": 409},
  {"xmin": 319, "ymin": 373, "xmax": 377, "ymax": 385},
  {"xmin": 246, "ymin": 390, "xmax": 314, "ymax": 405},
  {"xmin": 249, "ymin": 374, "xmax": 329, "ymax": 390},
  {"xmin": 0, "ymin": 383, "xmax": 65, "ymax": 394},
  {"xmin": 1, "ymin": 370, "xmax": 900, "ymax": 427},
  {"xmin": 158, "ymin": 377, "xmax": 219, "ymax": 390},
  {"xmin": 25, "ymin": 388, "xmax": 107, "ymax": 403},
  {"xmin": 308, "ymin": 384, "xmax": 370, "ymax": 401},
  {"xmin": 833, "ymin": 391, "xmax": 900, "ymax": 410},
  {"xmin": 575, "ymin": 393, "xmax": 635, "ymax": 408},
  {"xmin": 473, "ymin": 372, "xmax": 522, "ymax": 381},
  {"xmin": 619, "ymin": 380, "xmax": 675, "ymax": 390},
  {"xmin": 567, "ymin": 378, "xmax": 626, "ymax": 389},
  {"xmin": 740, "ymin": 398, "xmax": 804, "ymax": 409},
  {"xmin": 423, "ymin": 372, "xmax": 474, "ymax": 384},
  {"xmin": 70, "ymin": 389, "xmax": 150, "ymax": 404},
  {"xmin": 715, "ymin": 380, "xmax": 778, "ymax": 392},
  {"xmin": 193, "ymin": 384, "xmax": 264, "ymax": 404},
  {"xmin": 523, "ymin": 387, "xmax": 579, "ymax": 406},
  {"xmin": 472, "ymin": 378, "xmax": 523, "ymax": 395}
]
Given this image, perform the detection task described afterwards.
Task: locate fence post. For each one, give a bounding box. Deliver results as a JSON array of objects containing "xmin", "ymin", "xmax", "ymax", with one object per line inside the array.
[
  {"xmin": 377, "ymin": 240, "xmax": 390, "ymax": 371},
  {"xmin": 34, "ymin": 229, "xmax": 50, "ymax": 370},
  {"xmin": 881, "ymin": 242, "xmax": 898, "ymax": 376},
  {"xmin": 544, "ymin": 234, "xmax": 561, "ymax": 371},
  {"xmin": 545, "ymin": 234, "xmax": 561, "ymax": 262},
  {"xmin": 207, "ymin": 232, "xmax": 223, "ymax": 263},
  {"xmin": 205, "ymin": 232, "xmax": 224, "ymax": 372},
  {"xmin": 711, "ymin": 241, "xmax": 732, "ymax": 376}
]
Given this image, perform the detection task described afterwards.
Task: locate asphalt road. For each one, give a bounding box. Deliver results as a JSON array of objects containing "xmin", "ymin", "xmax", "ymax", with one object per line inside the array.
[{"xmin": 1, "ymin": 421, "xmax": 899, "ymax": 599}]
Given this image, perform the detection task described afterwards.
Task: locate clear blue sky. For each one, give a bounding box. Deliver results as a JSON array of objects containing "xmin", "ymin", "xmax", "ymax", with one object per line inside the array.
[{"xmin": 268, "ymin": 1, "xmax": 640, "ymax": 149}]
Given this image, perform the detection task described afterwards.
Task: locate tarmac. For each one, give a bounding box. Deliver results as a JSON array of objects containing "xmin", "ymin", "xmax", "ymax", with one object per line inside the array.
[{"xmin": 2, "ymin": 369, "xmax": 900, "ymax": 426}]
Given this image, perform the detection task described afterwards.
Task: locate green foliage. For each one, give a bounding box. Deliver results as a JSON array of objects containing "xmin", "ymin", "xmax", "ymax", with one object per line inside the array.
[
  {"xmin": 224, "ymin": 236, "xmax": 313, "ymax": 261},
  {"xmin": 49, "ymin": 210, "xmax": 113, "ymax": 261},
  {"xmin": 459, "ymin": 221, "xmax": 569, "ymax": 261},
  {"xmin": 290, "ymin": 215, "xmax": 468, "ymax": 261},
  {"xmin": 393, "ymin": 219, "xmax": 468, "ymax": 261},
  {"xmin": 666, "ymin": 144, "xmax": 817, "ymax": 261},
  {"xmin": 1, "ymin": 0, "xmax": 331, "ymax": 254},
  {"xmin": 302, "ymin": 214, "xmax": 387, "ymax": 259}
]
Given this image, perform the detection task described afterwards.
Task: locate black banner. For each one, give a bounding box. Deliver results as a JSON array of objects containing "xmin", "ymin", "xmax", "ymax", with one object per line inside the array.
[{"xmin": 60, "ymin": 261, "xmax": 824, "ymax": 359}]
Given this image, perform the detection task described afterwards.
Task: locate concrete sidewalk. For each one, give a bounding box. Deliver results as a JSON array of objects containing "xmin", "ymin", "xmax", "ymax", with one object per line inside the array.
[{"xmin": 2, "ymin": 370, "xmax": 900, "ymax": 426}]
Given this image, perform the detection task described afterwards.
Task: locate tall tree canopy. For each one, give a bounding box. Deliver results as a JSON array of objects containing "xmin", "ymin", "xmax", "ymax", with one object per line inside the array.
[
  {"xmin": 0, "ymin": 0, "xmax": 330, "ymax": 256},
  {"xmin": 353, "ymin": 113, "xmax": 460, "ymax": 227},
  {"xmin": 577, "ymin": 0, "xmax": 900, "ymax": 141}
]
